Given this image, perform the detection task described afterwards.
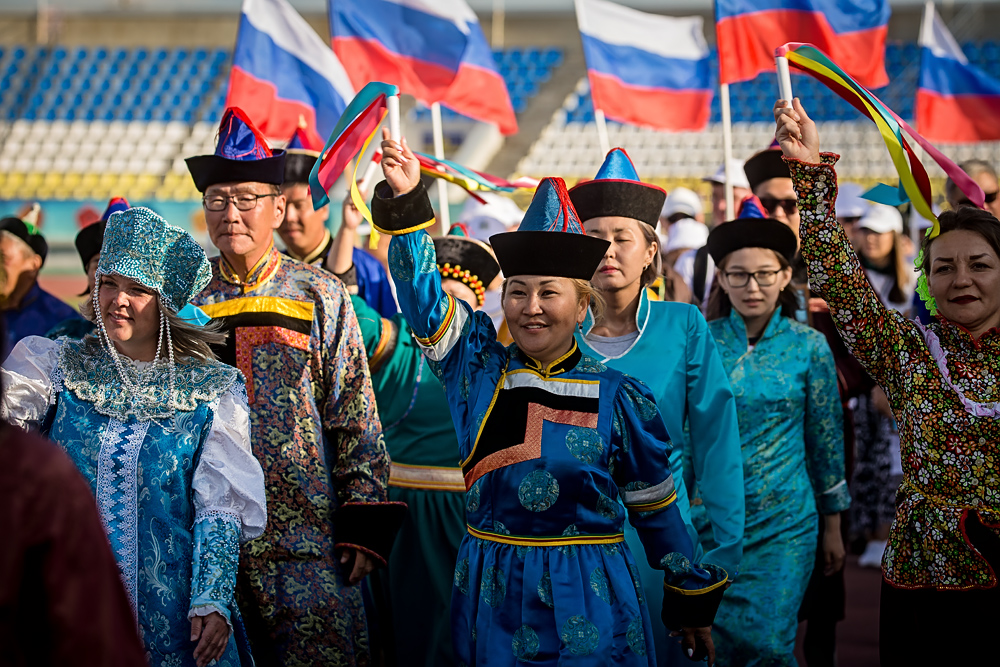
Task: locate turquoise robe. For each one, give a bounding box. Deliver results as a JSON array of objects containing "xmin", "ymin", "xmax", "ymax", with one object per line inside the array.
[
  {"xmin": 708, "ymin": 309, "xmax": 850, "ymax": 666},
  {"xmin": 577, "ymin": 291, "xmax": 744, "ymax": 664}
]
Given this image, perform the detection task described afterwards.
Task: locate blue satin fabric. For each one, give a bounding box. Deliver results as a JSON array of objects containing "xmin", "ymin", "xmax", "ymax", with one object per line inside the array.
[
  {"xmin": 707, "ymin": 309, "xmax": 850, "ymax": 666},
  {"xmin": 47, "ymin": 390, "xmax": 242, "ymax": 667},
  {"xmin": 387, "ymin": 229, "xmax": 725, "ymax": 665},
  {"xmin": 578, "ymin": 292, "xmax": 744, "ymax": 665}
]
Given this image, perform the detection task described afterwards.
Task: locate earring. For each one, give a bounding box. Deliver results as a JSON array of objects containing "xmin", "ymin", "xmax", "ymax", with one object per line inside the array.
[{"xmin": 578, "ymin": 322, "xmax": 583, "ymax": 332}]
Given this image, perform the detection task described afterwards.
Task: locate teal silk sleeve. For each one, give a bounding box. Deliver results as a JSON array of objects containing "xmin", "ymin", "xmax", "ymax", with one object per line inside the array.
[
  {"xmin": 684, "ymin": 307, "xmax": 745, "ymax": 577},
  {"xmin": 804, "ymin": 333, "xmax": 852, "ymax": 515},
  {"xmin": 189, "ymin": 515, "xmax": 240, "ymax": 626}
]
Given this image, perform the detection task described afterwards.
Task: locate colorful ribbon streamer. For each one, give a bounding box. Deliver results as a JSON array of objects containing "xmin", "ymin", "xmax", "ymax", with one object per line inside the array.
[
  {"xmin": 414, "ymin": 152, "xmax": 537, "ymax": 204},
  {"xmin": 775, "ymin": 42, "xmax": 984, "ymax": 238}
]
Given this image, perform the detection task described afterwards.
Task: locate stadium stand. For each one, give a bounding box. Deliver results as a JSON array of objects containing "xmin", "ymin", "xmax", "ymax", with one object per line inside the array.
[{"xmin": 0, "ymin": 45, "xmax": 563, "ymax": 201}]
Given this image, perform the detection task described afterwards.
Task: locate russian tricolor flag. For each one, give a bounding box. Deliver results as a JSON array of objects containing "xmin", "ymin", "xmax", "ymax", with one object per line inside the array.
[
  {"xmin": 916, "ymin": 3, "xmax": 1000, "ymax": 143},
  {"xmin": 716, "ymin": 0, "xmax": 890, "ymax": 88},
  {"xmin": 226, "ymin": 0, "xmax": 355, "ymax": 148},
  {"xmin": 329, "ymin": 0, "xmax": 517, "ymax": 135},
  {"xmin": 575, "ymin": 0, "xmax": 713, "ymax": 132}
]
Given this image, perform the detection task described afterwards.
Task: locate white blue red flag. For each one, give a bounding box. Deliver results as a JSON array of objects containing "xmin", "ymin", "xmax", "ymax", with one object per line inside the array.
[
  {"xmin": 226, "ymin": 0, "xmax": 355, "ymax": 148},
  {"xmin": 715, "ymin": 0, "xmax": 889, "ymax": 88},
  {"xmin": 917, "ymin": 3, "xmax": 1000, "ymax": 142},
  {"xmin": 329, "ymin": 0, "xmax": 517, "ymax": 135},
  {"xmin": 574, "ymin": 0, "xmax": 712, "ymax": 131}
]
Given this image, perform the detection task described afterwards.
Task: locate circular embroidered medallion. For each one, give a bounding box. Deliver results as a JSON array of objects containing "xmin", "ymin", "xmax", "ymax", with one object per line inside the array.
[
  {"xmin": 626, "ymin": 616, "xmax": 647, "ymax": 656},
  {"xmin": 565, "ymin": 426, "xmax": 603, "ymax": 464},
  {"xmin": 589, "ymin": 567, "xmax": 616, "ymax": 605},
  {"xmin": 480, "ymin": 566, "xmax": 507, "ymax": 608},
  {"xmin": 511, "ymin": 625, "xmax": 540, "ymax": 661},
  {"xmin": 623, "ymin": 381, "xmax": 658, "ymax": 422},
  {"xmin": 454, "ymin": 558, "xmax": 470, "ymax": 595},
  {"xmin": 388, "ymin": 242, "xmax": 415, "ymax": 282},
  {"xmin": 596, "ymin": 491, "xmax": 619, "ymax": 520},
  {"xmin": 518, "ymin": 470, "xmax": 560, "ymax": 512},
  {"xmin": 537, "ymin": 571, "xmax": 554, "ymax": 608},
  {"xmin": 560, "ymin": 615, "xmax": 600, "ymax": 655},
  {"xmin": 416, "ymin": 234, "xmax": 437, "ymax": 275}
]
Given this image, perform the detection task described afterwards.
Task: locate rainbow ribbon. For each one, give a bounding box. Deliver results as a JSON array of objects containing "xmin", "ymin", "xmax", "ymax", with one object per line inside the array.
[
  {"xmin": 776, "ymin": 42, "xmax": 984, "ymax": 238},
  {"xmin": 414, "ymin": 152, "xmax": 537, "ymax": 203}
]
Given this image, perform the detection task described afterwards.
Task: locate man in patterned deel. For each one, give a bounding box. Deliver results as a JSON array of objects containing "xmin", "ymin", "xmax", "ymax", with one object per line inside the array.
[{"xmin": 186, "ymin": 107, "xmax": 404, "ymax": 667}]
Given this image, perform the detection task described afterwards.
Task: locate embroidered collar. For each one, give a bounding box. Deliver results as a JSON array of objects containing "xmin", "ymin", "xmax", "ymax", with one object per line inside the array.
[
  {"xmin": 725, "ymin": 306, "xmax": 786, "ymax": 348},
  {"xmin": 286, "ymin": 230, "xmax": 332, "ymax": 265},
  {"xmin": 220, "ymin": 244, "xmax": 281, "ymax": 290},
  {"xmin": 916, "ymin": 320, "xmax": 1000, "ymax": 418},
  {"xmin": 58, "ymin": 336, "xmax": 241, "ymax": 421},
  {"xmin": 517, "ymin": 340, "xmax": 582, "ymax": 377}
]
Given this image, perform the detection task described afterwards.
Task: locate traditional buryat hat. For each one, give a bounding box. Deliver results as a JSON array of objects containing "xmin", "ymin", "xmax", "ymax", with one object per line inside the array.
[
  {"xmin": 185, "ymin": 107, "xmax": 286, "ymax": 193},
  {"xmin": 282, "ymin": 121, "xmax": 322, "ymax": 186},
  {"xmin": 705, "ymin": 195, "xmax": 798, "ymax": 264},
  {"xmin": 0, "ymin": 216, "xmax": 47, "ymax": 262},
  {"xmin": 743, "ymin": 142, "xmax": 790, "ymax": 193},
  {"xmin": 568, "ymin": 148, "xmax": 666, "ymax": 227},
  {"xmin": 75, "ymin": 197, "xmax": 129, "ymax": 271},
  {"xmin": 489, "ymin": 177, "xmax": 610, "ymax": 280},
  {"xmin": 434, "ymin": 225, "xmax": 501, "ymax": 306},
  {"xmin": 98, "ymin": 207, "xmax": 212, "ymax": 313}
]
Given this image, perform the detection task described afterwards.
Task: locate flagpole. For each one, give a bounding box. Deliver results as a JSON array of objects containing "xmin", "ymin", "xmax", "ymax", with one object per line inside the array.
[
  {"xmin": 594, "ymin": 108, "xmax": 611, "ymax": 156},
  {"xmin": 720, "ymin": 83, "xmax": 735, "ymax": 218},
  {"xmin": 431, "ymin": 102, "xmax": 451, "ymax": 228},
  {"xmin": 388, "ymin": 94, "xmax": 401, "ymax": 140},
  {"xmin": 776, "ymin": 56, "xmax": 794, "ymax": 105}
]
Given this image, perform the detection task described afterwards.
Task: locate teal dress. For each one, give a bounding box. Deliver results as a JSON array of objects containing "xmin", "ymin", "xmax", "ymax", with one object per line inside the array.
[
  {"xmin": 577, "ymin": 291, "xmax": 744, "ymax": 664},
  {"xmin": 707, "ymin": 309, "xmax": 850, "ymax": 666}
]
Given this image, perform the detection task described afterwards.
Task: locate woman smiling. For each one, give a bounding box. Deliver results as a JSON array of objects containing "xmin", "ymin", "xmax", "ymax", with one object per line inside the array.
[
  {"xmin": 371, "ymin": 129, "xmax": 728, "ymax": 665},
  {"xmin": 776, "ymin": 97, "xmax": 1000, "ymax": 666}
]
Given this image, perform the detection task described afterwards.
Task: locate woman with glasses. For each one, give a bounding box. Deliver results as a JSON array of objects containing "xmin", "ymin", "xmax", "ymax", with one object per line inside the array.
[
  {"xmin": 1, "ymin": 207, "xmax": 267, "ymax": 667},
  {"xmin": 703, "ymin": 205, "xmax": 850, "ymax": 667}
]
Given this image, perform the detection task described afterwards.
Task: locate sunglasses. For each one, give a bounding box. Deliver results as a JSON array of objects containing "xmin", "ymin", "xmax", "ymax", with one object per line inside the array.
[
  {"xmin": 759, "ymin": 197, "xmax": 798, "ymax": 215},
  {"xmin": 958, "ymin": 190, "xmax": 999, "ymax": 207}
]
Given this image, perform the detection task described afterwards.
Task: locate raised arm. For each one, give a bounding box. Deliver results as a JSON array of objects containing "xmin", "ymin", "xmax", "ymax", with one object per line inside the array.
[{"xmin": 774, "ymin": 98, "xmax": 914, "ymax": 388}]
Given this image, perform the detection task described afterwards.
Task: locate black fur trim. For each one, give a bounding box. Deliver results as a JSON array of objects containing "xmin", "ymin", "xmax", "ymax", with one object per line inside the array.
[
  {"xmin": 185, "ymin": 151, "xmax": 287, "ymax": 192},
  {"xmin": 705, "ymin": 218, "xmax": 798, "ymax": 265},
  {"xmin": 568, "ymin": 180, "xmax": 666, "ymax": 226},
  {"xmin": 283, "ymin": 150, "xmax": 319, "ymax": 186},
  {"xmin": 744, "ymin": 149, "xmax": 790, "ymax": 193},
  {"xmin": 489, "ymin": 230, "xmax": 609, "ymax": 280},
  {"xmin": 661, "ymin": 580, "xmax": 727, "ymax": 630},
  {"xmin": 371, "ymin": 180, "xmax": 437, "ymax": 235}
]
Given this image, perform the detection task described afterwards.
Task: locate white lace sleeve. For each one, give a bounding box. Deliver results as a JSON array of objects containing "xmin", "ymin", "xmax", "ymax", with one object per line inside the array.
[
  {"xmin": 1, "ymin": 336, "xmax": 61, "ymax": 429},
  {"xmin": 192, "ymin": 382, "xmax": 267, "ymax": 542}
]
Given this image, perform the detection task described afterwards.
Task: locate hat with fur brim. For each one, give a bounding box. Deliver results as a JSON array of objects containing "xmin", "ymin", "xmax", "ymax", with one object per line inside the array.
[
  {"xmin": 186, "ymin": 107, "xmax": 286, "ymax": 192},
  {"xmin": 706, "ymin": 195, "xmax": 798, "ymax": 264},
  {"xmin": 490, "ymin": 177, "xmax": 609, "ymax": 280},
  {"xmin": 568, "ymin": 148, "xmax": 666, "ymax": 226},
  {"xmin": 743, "ymin": 146, "xmax": 790, "ymax": 193}
]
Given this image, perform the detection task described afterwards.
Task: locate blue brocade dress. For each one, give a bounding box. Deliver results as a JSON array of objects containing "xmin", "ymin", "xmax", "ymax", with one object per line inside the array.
[
  {"xmin": 380, "ymin": 220, "xmax": 727, "ymax": 665},
  {"xmin": 1, "ymin": 335, "xmax": 267, "ymax": 667},
  {"xmin": 707, "ymin": 309, "xmax": 850, "ymax": 666}
]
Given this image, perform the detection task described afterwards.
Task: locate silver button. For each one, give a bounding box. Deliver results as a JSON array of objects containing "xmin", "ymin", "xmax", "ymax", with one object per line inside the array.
[
  {"xmin": 977, "ymin": 352, "xmax": 985, "ymax": 360},
  {"xmin": 979, "ymin": 437, "xmax": 987, "ymax": 445}
]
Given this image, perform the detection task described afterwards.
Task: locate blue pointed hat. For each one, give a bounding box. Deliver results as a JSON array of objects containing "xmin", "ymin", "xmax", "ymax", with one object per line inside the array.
[
  {"xmin": 490, "ymin": 177, "xmax": 610, "ymax": 280},
  {"xmin": 284, "ymin": 119, "xmax": 322, "ymax": 185},
  {"xmin": 568, "ymin": 148, "xmax": 666, "ymax": 226},
  {"xmin": 705, "ymin": 193, "xmax": 797, "ymax": 264},
  {"xmin": 185, "ymin": 107, "xmax": 286, "ymax": 192}
]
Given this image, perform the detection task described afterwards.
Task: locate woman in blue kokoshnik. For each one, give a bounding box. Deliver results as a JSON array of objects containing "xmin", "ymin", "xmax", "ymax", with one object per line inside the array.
[
  {"xmin": 370, "ymin": 128, "xmax": 728, "ymax": 665},
  {"xmin": 1, "ymin": 207, "xmax": 266, "ymax": 667}
]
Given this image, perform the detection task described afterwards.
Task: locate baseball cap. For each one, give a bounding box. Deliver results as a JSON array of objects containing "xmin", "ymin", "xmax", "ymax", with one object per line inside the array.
[
  {"xmin": 704, "ymin": 159, "xmax": 751, "ymax": 190},
  {"xmin": 858, "ymin": 204, "xmax": 903, "ymax": 234},
  {"xmin": 661, "ymin": 187, "xmax": 703, "ymax": 220}
]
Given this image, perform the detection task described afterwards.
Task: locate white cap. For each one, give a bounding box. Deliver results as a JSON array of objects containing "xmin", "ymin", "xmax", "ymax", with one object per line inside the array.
[
  {"xmin": 664, "ymin": 218, "xmax": 709, "ymax": 253},
  {"xmin": 858, "ymin": 203, "xmax": 903, "ymax": 234},
  {"xmin": 661, "ymin": 187, "xmax": 703, "ymax": 220},
  {"xmin": 703, "ymin": 159, "xmax": 750, "ymax": 190},
  {"xmin": 460, "ymin": 192, "xmax": 524, "ymax": 230},
  {"xmin": 837, "ymin": 182, "xmax": 869, "ymax": 219},
  {"xmin": 462, "ymin": 215, "xmax": 510, "ymax": 242}
]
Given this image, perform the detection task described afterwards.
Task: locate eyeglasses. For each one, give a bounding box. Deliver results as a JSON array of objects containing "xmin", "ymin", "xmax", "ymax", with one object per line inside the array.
[
  {"xmin": 958, "ymin": 190, "xmax": 999, "ymax": 208},
  {"xmin": 203, "ymin": 193, "xmax": 277, "ymax": 212},
  {"xmin": 723, "ymin": 269, "xmax": 781, "ymax": 288},
  {"xmin": 759, "ymin": 197, "xmax": 798, "ymax": 215}
]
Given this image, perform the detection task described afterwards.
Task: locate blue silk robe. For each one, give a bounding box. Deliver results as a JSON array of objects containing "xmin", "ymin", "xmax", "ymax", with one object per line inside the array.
[
  {"xmin": 383, "ymin": 223, "xmax": 727, "ymax": 666},
  {"xmin": 1, "ymin": 335, "xmax": 267, "ymax": 667},
  {"xmin": 577, "ymin": 291, "xmax": 744, "ymax": 664},
  {"xmin": 708, "ymin": 309, "xmax": 850, "ymax": 666}
]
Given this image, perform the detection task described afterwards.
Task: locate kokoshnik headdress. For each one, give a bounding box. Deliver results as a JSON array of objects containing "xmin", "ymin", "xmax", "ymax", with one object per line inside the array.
[{"xmin": 90, "ymin": 207, "xmax": 214, "ymax": 423}]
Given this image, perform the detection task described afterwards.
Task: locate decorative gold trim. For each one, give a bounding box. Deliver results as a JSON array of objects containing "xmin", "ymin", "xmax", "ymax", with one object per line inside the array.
[
  {"xmin": 373, "ymin": 218, "xmax": 436, "ymax": 236},
  {"xmin": 624, "ymin": 490, "xmax": 678, "ymax": 513},
  {"xmin": 389, "ymin": 463, "xmax": 465, "ymax": 492},
  {"xmin": 664, "ymin": 572, "xmax": 730, "ymax": 596},
  {"xmin": 468, "ymin": 524, "xmax": 624, "ymax": 547},
  {"xmin": 413, "ymin": 295, "xmax": 456, "ymax": 346},
  {"xmin": 198, "ymin": 296, "xmax": 314, "ymax": 321}
]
